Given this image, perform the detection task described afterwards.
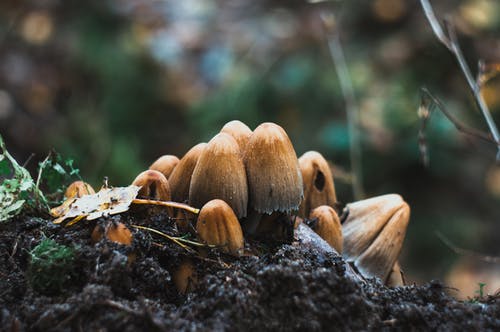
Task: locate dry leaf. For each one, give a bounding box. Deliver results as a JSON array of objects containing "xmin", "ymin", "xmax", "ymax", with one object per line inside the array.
[{"xmin": 51, "ymin": 185, "xmax": 141, "ymax": 224}]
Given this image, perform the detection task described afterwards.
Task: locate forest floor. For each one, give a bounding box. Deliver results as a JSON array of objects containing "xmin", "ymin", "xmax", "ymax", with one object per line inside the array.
[{"xmin": 1, "ymin": 209, "xmax": 499, "ymax": 331}]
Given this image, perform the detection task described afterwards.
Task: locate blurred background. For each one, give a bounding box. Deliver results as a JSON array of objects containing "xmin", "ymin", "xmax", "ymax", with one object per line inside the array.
[{"xmin": 0, "ymin": 0, "xmax": 499, "ymax": 298}]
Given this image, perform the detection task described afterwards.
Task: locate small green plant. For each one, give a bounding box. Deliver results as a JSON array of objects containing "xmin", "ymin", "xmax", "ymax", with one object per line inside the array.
[
  {"xmin": 0, "ymin": 135, "xmax": 82, "ymax": 222},
  {"xmin": 475, "ymin": 282, "xmax": 486, "ymax": 298},
  {"xmin": 28, "ymin": 238, "xmax": 77, "ymax": 295},
  {"xmin": 36, "ymin": 150, "xmax": 82, "ymax": 205},
  {"xmin": 0, "ymin": 135, "xmax": 43, "ymax": 221},
  {"xmin": 467, "ymin": 282, "xmax": 488, "ymax": 304}
]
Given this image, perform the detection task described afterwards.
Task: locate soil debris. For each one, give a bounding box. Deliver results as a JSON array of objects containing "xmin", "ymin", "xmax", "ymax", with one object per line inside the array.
[{"xmin": 0, "ymin": 211, "xmax": 498, "ymax": 331}]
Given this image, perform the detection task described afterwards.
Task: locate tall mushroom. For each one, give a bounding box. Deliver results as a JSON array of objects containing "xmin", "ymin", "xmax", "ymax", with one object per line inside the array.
[
  {"xmin": 189, "ymin": 133, "xmax": 248, "ymax": 218},
  {"xmin": 168, "ymin": 143, "xmax": 207, "ymax": 203},
  {"xmin": 149, "ymin": 155, "xmax": 179, "ymax": 179},
  {"xmin": 342, "ymin": 194, "xmax": 410, "ymax": 282},
  {"xmin": 298, "ymin": 151, "xmax": 337, "ymax": 218},
  {"xmin": 220, "ymin": 120, "xmax": 253, "ymax": 153},
  {"xmin": 243, "ymin": 122, "xmax": 303, "ymax": 233}
]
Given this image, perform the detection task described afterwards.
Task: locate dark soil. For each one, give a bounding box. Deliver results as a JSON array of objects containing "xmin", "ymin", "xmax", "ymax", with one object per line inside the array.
[{"xmin": 0, "ymin": 210, "xmax": 498, "ymax": 331}]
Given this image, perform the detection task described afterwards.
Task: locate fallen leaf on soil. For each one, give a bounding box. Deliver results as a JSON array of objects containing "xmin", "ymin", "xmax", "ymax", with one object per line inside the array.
[
  {"xmin": 51, "ymin": 185, "xmax": 201, "ymax": 225},
  {"xmin": 51, "ymin": 185, "xmax": 141, "ymax": 224}
]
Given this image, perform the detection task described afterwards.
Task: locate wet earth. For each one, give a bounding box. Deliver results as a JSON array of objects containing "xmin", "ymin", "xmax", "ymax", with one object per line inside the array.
[{"xmin": 0, "ymin": 210, "xmax": 499, "ymax": 331}]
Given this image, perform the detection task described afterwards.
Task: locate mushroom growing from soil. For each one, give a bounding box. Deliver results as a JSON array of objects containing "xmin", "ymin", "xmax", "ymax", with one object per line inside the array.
[
  {"xmin": 307, "ymin": 205, "xmax": 342, "ymax": 253},
  {"xmin": 166, "ymin": 143, "xmax": 206, "ymax": 230},
  {"xmin": 64, "ymin": 181, "xmax": 95, "ymax": 199},
  {"xmin": 220, "ymin": 120, "xmax": 253, "ymax": 153},
  {"xmin": 298, "ymin": 151, "xmax": 337, "ymax": 218},
  {"xmin": 91, "ymin": 221, "xmax": 133, "ymax": 246},
  {"xmin": 196, "ymin": 199, "xmax": 244, "ymax": 256},
  {"xmin": 149, "ymin": 155, "xmax": 180, "ymax": 179},
  {"xmin": 386, "ymin": 261, "xmax": 404, "ymax": 287},
  {"xmin": 132, "ymin": 170, "xmax": 171, "ymax": 201},
  {"xmin": 189, "ymin": 133, "xmax": 248, "ymax": 218},
  {"xmin": 243, "ymin": 122, "xmax": 303, "ymax": 233},
  {"xmin": 342, "ymin": 194, "xmax": 410, "ymax": 283},
  {"xmin": 173, "ymin": 259, "xmax": 198, "ymax": 294},
  {"xmin": 168, "ymin": 143, "xmax": 207, "ymax": 203},
  {"xmin": 132, "ymin": 170, "xmax": 172, "ymax": 216}
]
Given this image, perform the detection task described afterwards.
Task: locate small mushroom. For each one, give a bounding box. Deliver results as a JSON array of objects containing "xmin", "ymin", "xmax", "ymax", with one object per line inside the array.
[
  {"xmin": 173, "ymin": 259, "xmax": 198, "ymax": 294},
  {"xmin": 220, "ymin": 120, "xmax": 253, "ymax": 152},
  {"xmin": 132, "ymin": 170, "xmax": 172, "ymax": 216},
  {"xmin": 196, "ymin": 199, "xmax": 244, "ymax": 256},
  {"xmin": 307, "ymin": 205, "xmax": 342, "ymax": 253},
  {"xmin": 342, "ymin": 194, "xmax": 410, "ymax": 282},
  {"xmin": 149, "ymin": 155, "xmax": 180, "ymax": 179},
  {"xmin": 298, "ymin": 151, "xmax": 337, "ymax": 218},
  {"xmin": 189, "ymin": 133, "xmax": 248, "ymax": 218},
  {"xmin": 91, "ymin": 221, "xmax": 133, "ymax": 246},
  {"xmin": 131, "ymin": 170, "xmax": 171, "ymax": 201},
  {"xmin": 243, "ymin": 122, "xmax": 303, "ymax": 232},
  {"xmin": 64, "ymin": 181, "xmax": 95, "ymax": 199},
  {"xmin": 386, "ymin": 261, "xmax": 404, "ymax": 287},
  {"xmin": 168, "ymin": 143, "xmax": 207, "ymax": 203}
]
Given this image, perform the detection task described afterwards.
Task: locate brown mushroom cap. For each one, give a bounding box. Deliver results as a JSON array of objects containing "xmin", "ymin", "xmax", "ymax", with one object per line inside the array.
[
  {"xmin": 132, "ymin": 169, "xmax": 171, "ymax": 201},
  {"xmin": 168, "ymin": 143, "xmax": 207, "ymax": 203},
  {"xmin": 298, "ymin": 151, "xmax": 337, "ymax": 218},
  {"xmin": 196, "ymin": 199, "xmax": 244, "ymax": 256},
  {"xmin": 91, "ymin": 222, "xmax": 133, "ymax": 246},
  {"xmin": 308, "ymin": 205, "xmax": 342, "ymax": 253},
  {"xmin": 149, "ymin": 155, "xmax": 180, "ymax": 179},
  {"xmin": 342, "ymin": 194, "xmax": 410, "ymax": 282},
  {"xmin": 64, "ymin": 181, "xmax": 95, "ymax": 199},
  {"xmin": 173, "ymin": 260, "xmax": 198, "ymax": 294},
  {"xmin": 220, "ymin": 120, "xmax": 253, "ymax": 152},
  {"xmin": 189, "ymin": 133, "xmax": 248, "ymax": 218},
  {"xmin": 243, "ymin": 122, "xmax": 303, "ymax": 214}
]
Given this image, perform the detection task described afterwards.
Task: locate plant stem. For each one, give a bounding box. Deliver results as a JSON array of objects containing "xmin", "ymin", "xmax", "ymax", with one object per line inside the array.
[
  {"xmin": 420, "ymin": 0, "xmax": 500, "ymax": 160},
  {"xmin": 132, "ymin": 198, "xmax": 199, "ymax": 214},
  {"xmin": 322, "ymin": 13, "xmax": 365, "ymax": 200}
]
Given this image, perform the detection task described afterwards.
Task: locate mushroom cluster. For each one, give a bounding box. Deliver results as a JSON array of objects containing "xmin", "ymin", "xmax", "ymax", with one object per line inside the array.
[{"xmin": 127, "ymin": 120, "xmax": 410, "ymax": 286}]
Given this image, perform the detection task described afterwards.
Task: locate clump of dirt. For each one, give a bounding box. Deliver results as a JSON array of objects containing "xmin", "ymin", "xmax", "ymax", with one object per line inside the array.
[{"xmin": 0, "ymin": 211, "xmax": 498, "ymax": 331}]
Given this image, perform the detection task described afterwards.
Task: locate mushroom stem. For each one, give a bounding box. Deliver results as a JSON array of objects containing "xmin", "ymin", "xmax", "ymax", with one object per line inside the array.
[
  {"xmin": 132, "ymin": 199, "xmax": 200, "ymax": 214},
  {"xmin": 242, "ymin": 209, "xmax": 262, "ymax": 234}
]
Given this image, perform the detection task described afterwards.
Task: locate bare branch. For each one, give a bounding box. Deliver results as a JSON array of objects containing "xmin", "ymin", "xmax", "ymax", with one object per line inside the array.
[
  {"xmin": 420, "ymin": 0, "xmax": 452, "ymax": 49},
  {"xmin": 417, "ymin": 88, "xmax": 499, "ymax": 166},
  {"xmin": 436, "ymin": 231, "xmax": 500, "ymax": 263},
  {"xmin": 420, "ymin": 0, "xmax": 500, "ymax": 160},
  {"xmin": 422, "ymin": 88, "xmax": 496, "ymax": 144},
  {"xmin": 320, "ymin": 12, "xmax": 365, "ymax": 200}
]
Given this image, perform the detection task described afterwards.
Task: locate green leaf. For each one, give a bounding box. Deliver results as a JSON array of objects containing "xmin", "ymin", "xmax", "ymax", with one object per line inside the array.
[
  {"xmin": 0, "ymin": 199, "xmax": 25, "ymax": 222},
  {"xmin": 0, "ymin": 157, "xmax": 11, "ymax": 176}
]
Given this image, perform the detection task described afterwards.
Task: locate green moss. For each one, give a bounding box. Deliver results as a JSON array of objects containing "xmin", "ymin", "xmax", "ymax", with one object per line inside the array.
[{"xmin": 28, "ymin": 238, "xmax": 77, "ymax": 295}]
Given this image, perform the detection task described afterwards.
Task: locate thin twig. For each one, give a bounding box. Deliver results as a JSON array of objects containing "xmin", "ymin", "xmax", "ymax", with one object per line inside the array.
[
  {"xmin": 420, "ymin": 0, "xmax": 500, "ymax": 160},
  {"xmin": 132, "ymin": 198, "xmax": 199, "ymax": 214},
  {"xmin": 131, "ymin": 225, "xmax": 210, "ymax": 252},
  {"xmin": 100, "ymin": 299, "xmax": 142, "ymax": 316},
  {"xmin": 321, "ymin": 12, "xmax": 365, "ymax": 200},
  {"xmin": 422, "ymin": 88, "xmax": 496, "ymax": 144},
  {"xmin": 34, "ymin": 151, "xmax": 52, "ymax": 209},
  {"xmin": 435, "ymin": 231, "xmax": 500, "ymax": 263},
  {"xmin": 418, "ymin": 88, "xmax": 498, "ymax": 165}
]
